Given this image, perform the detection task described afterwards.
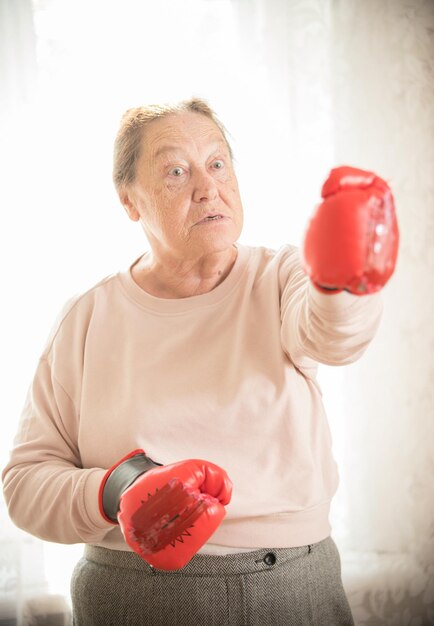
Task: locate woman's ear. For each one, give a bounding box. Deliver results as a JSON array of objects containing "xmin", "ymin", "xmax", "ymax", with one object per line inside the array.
[{"xmin": 120, "ymin": 190, "xmax": 140, "ymax": 222}]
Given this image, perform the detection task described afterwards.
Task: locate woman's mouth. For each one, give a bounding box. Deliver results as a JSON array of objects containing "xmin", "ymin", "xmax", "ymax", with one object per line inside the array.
[{"xmin": 197, "ymin": 214, "xmax": 226, "ymax": 225}]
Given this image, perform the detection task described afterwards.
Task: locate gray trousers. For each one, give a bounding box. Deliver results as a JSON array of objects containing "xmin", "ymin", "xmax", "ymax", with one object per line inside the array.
[{"xmin": 71, "ymin": 536, "xmax": 354, "ymax": 625}]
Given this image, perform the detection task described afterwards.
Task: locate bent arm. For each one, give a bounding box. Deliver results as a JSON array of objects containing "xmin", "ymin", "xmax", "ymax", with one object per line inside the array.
[
  {"xmin": 280, "ymin": 248, "xmax": 383, "ymax": 368},
  {"xmin": 2, "ymin": 357, "xmax": 112, "ymax": 544}
]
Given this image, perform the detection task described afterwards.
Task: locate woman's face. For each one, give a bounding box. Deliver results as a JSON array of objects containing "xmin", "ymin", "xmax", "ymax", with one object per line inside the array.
[{"xmin": 122, "ymin": 111, "xmax": 244, "ymax": 260}]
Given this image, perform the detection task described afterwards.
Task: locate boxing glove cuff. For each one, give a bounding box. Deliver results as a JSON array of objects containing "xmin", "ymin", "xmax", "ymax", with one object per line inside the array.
[{"xmin": 99, "ymin": 449, "xmax": 162, "ymax": 523}]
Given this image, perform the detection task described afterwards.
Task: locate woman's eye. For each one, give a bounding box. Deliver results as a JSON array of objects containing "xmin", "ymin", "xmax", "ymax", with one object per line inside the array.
[
  {"xmin": 169, "ymin": 166, "xmax": 185, "ymax": 177},
  {"xmin": 212, "ymin": 160, "xmax": 224, "ymax": 170}
]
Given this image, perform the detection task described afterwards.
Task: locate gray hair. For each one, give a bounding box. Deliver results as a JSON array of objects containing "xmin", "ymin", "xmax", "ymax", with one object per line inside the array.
[{"xmin": 113, "ymin": 97, "xmax": 233, "ymax": 193}]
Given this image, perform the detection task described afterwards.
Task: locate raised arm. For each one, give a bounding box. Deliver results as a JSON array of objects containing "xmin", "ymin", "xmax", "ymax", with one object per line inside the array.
[{"xmin": 280, "ymin": 166, "xmax": 398, "ymax": 369}]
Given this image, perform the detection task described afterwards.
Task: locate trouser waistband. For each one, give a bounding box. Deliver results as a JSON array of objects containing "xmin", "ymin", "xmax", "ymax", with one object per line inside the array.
[{"xmin": 84, "ymin": 538, "xmax": 329, "ymax": 577}]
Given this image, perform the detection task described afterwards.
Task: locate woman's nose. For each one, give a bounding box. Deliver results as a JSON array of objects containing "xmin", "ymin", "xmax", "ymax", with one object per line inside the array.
[{"xmin": 192, "ymin": 170, "xmax": 218, "ymax": 203}]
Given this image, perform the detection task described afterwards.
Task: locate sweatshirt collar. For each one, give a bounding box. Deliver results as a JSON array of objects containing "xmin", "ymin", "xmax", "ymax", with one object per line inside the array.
[{"xmin": 117, "ymin": 243, "xmax": 250, "ymax": 314}]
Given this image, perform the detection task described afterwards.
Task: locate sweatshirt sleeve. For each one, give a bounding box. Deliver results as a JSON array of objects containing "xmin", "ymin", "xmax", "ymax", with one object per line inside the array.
[
  {"xmin": 2, "ymin": 303, "xmax": 113, "ymax": 544},
  {"xmin": 279, "ymin": 247, "xmax": 383, "ymax": 369}
]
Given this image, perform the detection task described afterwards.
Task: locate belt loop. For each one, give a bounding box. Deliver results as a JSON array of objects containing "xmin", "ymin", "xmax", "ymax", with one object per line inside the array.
[
  {"xmin": 148, "ymin": 564, "xmax": 156, "ymax": 576},
  {"xmin": 308, "ymin": 544, "xmax": 312, "ymax": 554}
]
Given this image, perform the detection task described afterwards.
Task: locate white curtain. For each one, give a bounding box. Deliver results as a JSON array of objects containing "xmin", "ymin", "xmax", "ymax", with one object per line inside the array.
[{"xmin": 1, "ymin": 0, "xmax": 433, "ymax": 624}]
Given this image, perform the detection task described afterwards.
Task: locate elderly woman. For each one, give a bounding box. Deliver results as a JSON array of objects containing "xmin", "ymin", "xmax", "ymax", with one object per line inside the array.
[{"xmin": 2, "ymin": 98, "xmax": 398, "ymax": 625}]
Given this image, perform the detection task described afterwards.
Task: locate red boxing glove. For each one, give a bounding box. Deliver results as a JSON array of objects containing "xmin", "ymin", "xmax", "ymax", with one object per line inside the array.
[
  {"xmin": 302, "ymin": 166, "xmax": 399, "ymax": 295},
  {"xmin": 99, "ymin": 450, "xmax": 232, "ymax": 570}
]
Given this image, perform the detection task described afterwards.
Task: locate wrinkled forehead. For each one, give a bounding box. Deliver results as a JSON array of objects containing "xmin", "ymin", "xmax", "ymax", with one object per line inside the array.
[{"xmin": 141, "ymin": 112, "xmax": 227, "ymax": 159}]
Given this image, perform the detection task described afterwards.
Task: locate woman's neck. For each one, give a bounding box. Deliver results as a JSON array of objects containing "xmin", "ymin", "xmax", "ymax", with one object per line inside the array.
[{"xmin": 131, "ymin": 245, "xmax": 238, "ymax": 299}]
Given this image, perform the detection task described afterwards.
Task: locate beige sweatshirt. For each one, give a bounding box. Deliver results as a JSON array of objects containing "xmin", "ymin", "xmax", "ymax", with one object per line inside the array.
[{"xmin": 2, "ymin": 243, "xmax": 382, "ymax": 553}]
